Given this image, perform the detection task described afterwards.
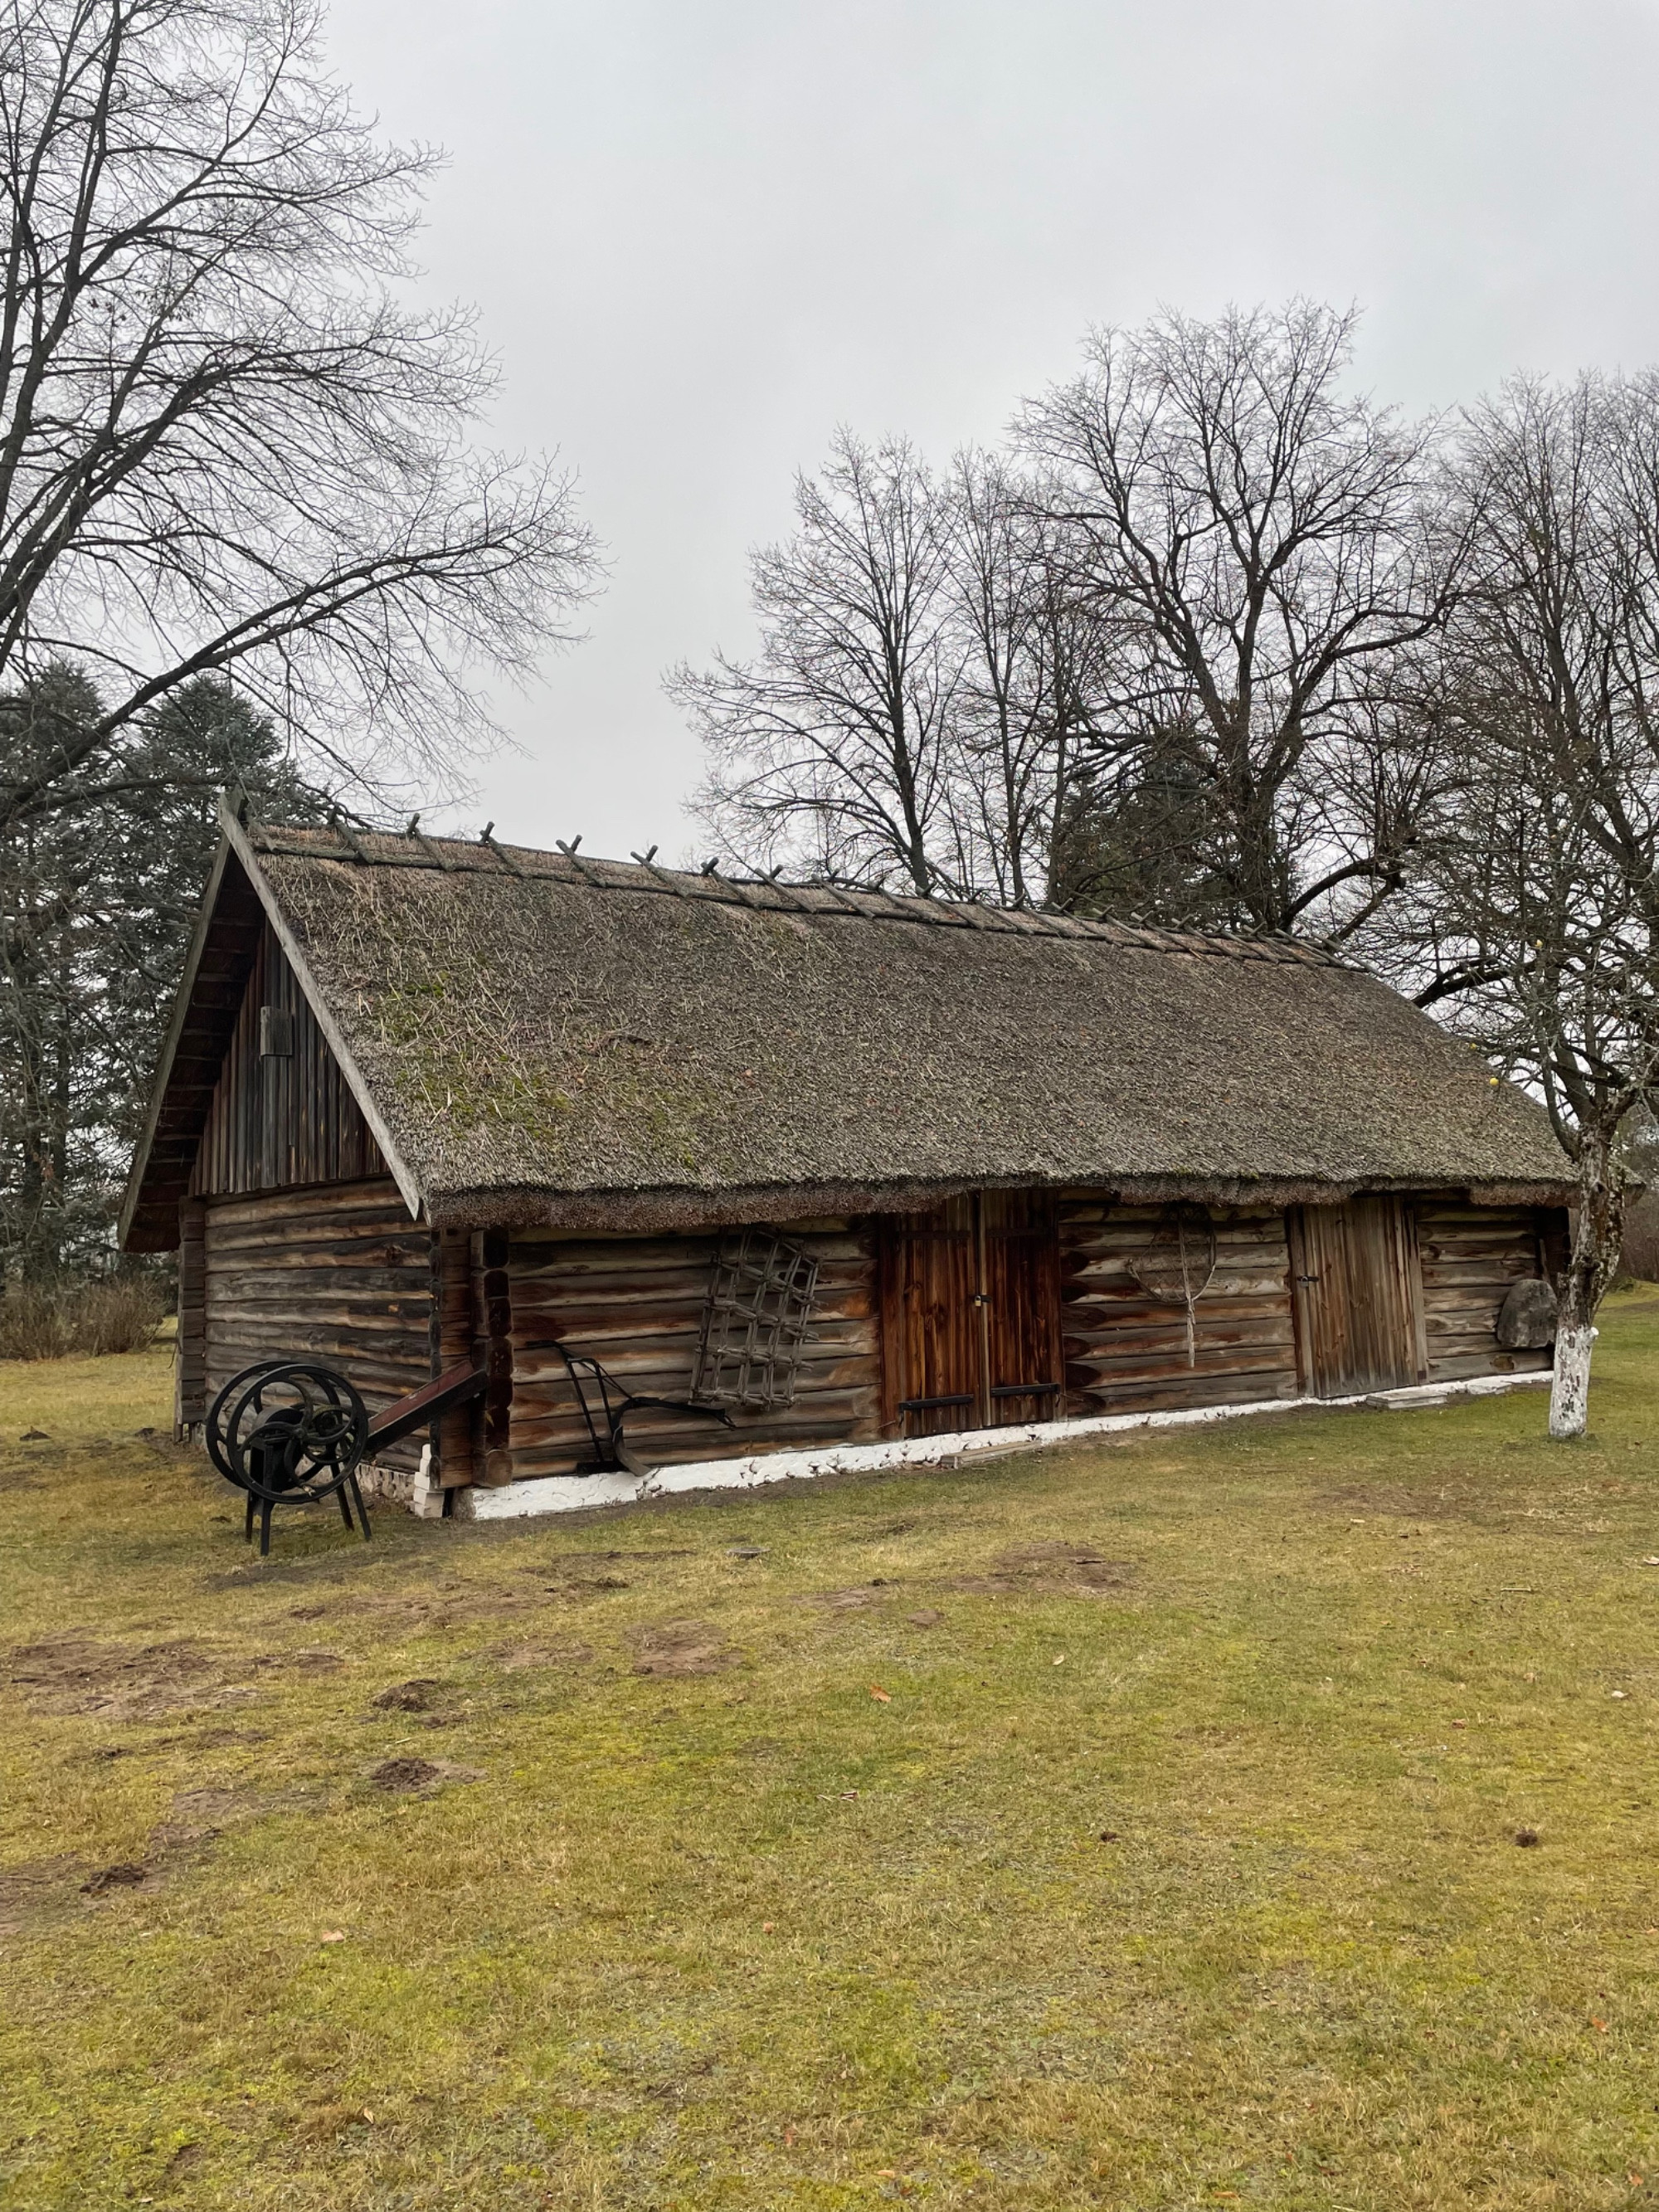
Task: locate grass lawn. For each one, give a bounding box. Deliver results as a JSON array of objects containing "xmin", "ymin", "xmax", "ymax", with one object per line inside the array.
[{"xmin": 2, "ymin": 1309, "xmax": 1659, "ymax": 2210}]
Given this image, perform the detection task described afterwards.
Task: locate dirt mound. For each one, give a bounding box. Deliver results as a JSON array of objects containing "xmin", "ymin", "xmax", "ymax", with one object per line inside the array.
[
  {"xmin": 80, "ymin": 1863, "xmax": 148, "ymax": 1896},
  {"xmin": 371, "ymin": 1678, "xmax": 443, "ymax": 1712},
  {"xmin": 368, "ymin": 1756, "xmax": 483, "ymax": 1794}
]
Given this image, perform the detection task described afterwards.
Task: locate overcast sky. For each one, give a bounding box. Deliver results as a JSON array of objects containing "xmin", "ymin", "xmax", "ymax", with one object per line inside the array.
[{"xmin": 323, "ymin": 0, "xmax": 1659, "ymax": 860}]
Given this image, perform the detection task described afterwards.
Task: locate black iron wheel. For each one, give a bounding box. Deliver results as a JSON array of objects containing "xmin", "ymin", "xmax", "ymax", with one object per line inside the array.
[{"xmin": 207, "ymin": 1360, "xmax": 369, "ymax": 1504}]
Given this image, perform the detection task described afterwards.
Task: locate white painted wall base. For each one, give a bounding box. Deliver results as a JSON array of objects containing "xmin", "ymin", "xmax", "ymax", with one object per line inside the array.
[{"xmin": 460, "ymin": 1368, "xmax": 1552, "ymax": 1523}]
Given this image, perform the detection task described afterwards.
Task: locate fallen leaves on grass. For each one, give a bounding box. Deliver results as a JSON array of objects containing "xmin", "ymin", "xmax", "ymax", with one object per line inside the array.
[
  {"xmin": 868, "ymin": 1683, "xmax": 892, "ymax": 1703},
  {"xmin": 1515, "ymin": 1828, "xmax": 1541, "ymax": 1847}
]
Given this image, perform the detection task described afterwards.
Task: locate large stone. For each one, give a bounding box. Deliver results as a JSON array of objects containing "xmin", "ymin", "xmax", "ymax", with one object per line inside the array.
[{"xmin": 1497, "ymin": 1276, "xmax": 1559, "ymax": 1349}]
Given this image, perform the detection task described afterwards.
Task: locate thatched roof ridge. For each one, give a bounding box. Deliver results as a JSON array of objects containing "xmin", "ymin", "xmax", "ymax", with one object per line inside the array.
[
  {"xmin": 244, "ymin": 821, "xmax": 1340, "ymax": 962},
  {"xmin": 119, "ymin": 810, "xmax": 1573, "ymax": 1249}
]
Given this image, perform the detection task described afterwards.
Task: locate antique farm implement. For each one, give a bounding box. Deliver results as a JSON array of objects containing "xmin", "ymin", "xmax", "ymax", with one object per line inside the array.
[{"xmin": 206, "ymin": 1358, "xmax": 487, "ymax": 1556}]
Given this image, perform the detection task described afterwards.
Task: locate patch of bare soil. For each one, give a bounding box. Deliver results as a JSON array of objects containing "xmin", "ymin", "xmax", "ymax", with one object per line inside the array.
[
  {"xmin": 148, "ymin": 1785, "xmax": 281, "ymax": 1852},
  {"xmin": 0, "ymin": 1855, "xmax": 86, "ymax": 1936},
  {"xmin": 1317, "ymin": 1484, "xmax": 1520, "ymax": 1525},
  {"xmin": 791, "ymin": 1585, "xmax": 894, "ymax": 1612},
  {"xmin": 949, "ymin": 1542, "xmax": 1137, "ymax": 1597},
  {"xmin": 523, "ymin": 1549, "xmax": 698, "ymax": 1597},
  {"xmin": 489, "ymin": 1642, "xmax": 595, "ymax": 1672},
  {"xmin": 629, "ymin": 1620, "xmax": 740, "ymax": 1677},
  {"xmin": 1, "ymin": 1784, "xmax": 309, "ymax": 1933},
  {"xmin": 80, "ymin": 1862, "xmax": 148, "ymax": 1895},
  {"xmin": 354, "ymin": 1583, "xmax": 542, "ymax": 1633},
  {"xmin": 2, "ymin": 1635, "xmax": 348, "ymax": 1719},
  {"xmin": 145, "ymin": 1726, "xmax": 270, "ymax": 1752},
  {"xmin": 3, "ymin": 1636, "xmax": 226, "ymax": 1718},
  {"xmin": 367, "ymin": 1756, "xmax": 483, "ymax": 1795}
]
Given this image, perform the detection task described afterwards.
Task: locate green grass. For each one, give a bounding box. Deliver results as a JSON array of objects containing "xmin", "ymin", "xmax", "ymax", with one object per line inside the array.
[{"xmin": 2, "ymin": 1306, "xmax": 1659, "ymax": 2210}]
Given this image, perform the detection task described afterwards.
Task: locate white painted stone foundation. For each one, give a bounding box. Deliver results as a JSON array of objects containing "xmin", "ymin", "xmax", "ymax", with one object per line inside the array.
[{"xmin": 459, "ymin": 1368, "xmax": 1552, "ymax": 1523}]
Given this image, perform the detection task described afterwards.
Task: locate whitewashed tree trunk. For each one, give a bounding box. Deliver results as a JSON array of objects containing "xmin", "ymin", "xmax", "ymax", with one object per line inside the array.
[
  {"xmin": 1548, "ymin": 1322, "xmax": 1596, "ymax": 1440},
  {"xmin": 1548, "ymin": 1123, "xmax": 1624, "ymax": 1441}
]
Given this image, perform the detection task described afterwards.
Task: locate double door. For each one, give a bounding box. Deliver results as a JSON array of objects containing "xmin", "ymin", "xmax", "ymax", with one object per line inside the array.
[
  {"xmin": 1289, "ymin": 1196, "xmax": 1427, "ymax": 1397},
  {"xmin": 881, "ymin": 1192, "xmax": 1063, "ymax": 1437}
]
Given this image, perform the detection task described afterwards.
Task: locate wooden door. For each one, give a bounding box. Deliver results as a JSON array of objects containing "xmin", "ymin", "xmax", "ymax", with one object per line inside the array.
[
  {"xmin": 882, "ymin": 1193, "xmax": 1062, "ymax": 1437},
  {"xmin": 1290, "ymin": 1196, "xmax": 1426, "ymax": 1398},
  {"xmin": 980, "ymin": 1190, "xmax": 1064, "ymax": 1425}
]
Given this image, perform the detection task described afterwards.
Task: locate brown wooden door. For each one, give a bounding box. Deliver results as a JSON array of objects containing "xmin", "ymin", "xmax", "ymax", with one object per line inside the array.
[
  {"xmin": 1290, "ymin": 1196, "xmax": 1426, "ymax": 1398},
  {"xmin": 882, "ymin": 1193, "xmax": 1062, "ymax": 1436},
  {"xmin": 980, "ymin": 1190, "xmax": 1063, "ymax": 1425}
]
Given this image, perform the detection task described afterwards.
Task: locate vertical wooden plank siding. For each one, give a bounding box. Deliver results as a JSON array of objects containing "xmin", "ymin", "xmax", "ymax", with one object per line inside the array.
[
  {"xmin": 200, "ymin": 1179, "xmax": 431, "ymax": 1470},
  {"xmin": 430, "ymin": 1226, "xmax": 477, "ymax": 1488},
  {"xmin": 1288, "ymin": 1197, "xmax": 1424, "ymax": 1397},
  {"xmin": 878, "ymin": 1198, "xmax": 979, "ymax": 1435},
  {"xmin": 502, "ymin": 1221, "xmax": 881, "ymax": 1479},
  {"xmin": 878, "ymin": 1195, "xmax": 1063, "ymax": 1438},
  {"xmin": 174, "ymin": 1198, "xmax": 207, "ymax": 1432},
  {"xmin": 981, "ymin": 1191, "xmax": 1064, "ymax": 1424},
  {"xmin": 480, "ymin": 1227, "xmax": 514, "ymax": 1484},
  {"xmin": 188, "ymin": 921, "xmax": 387, "ymax": 1199},
  {"xmin": 1058, "ymin": 1201, "xmax": 1299, "ymax": 1415},
  {"xmin": 1415, "ymin": 1202, "xmax": 1558, "ymax": 1381}
]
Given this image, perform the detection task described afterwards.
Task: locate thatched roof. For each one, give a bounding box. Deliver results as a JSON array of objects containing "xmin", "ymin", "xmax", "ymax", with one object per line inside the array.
[{"xmin": 119, "ymin": 808, "xmax": 1571, "ymax": 1249}]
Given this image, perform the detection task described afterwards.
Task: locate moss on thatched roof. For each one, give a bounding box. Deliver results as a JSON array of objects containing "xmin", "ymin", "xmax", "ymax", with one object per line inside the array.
[{"xmin": 122, "ymin": 814, "xmax": 1571, "ymax": 1245}]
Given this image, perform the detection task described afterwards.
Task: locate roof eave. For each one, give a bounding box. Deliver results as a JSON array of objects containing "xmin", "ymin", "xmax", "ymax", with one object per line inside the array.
[{"xmin": 418, "ymin": 1170, "xmax": 1575, "ymax": 1239}]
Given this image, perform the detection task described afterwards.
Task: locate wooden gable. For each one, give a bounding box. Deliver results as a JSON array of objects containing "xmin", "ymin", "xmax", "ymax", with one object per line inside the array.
[{"xmin": 189, "ymin": 921, "xmax": 387, "ymax": 1201}]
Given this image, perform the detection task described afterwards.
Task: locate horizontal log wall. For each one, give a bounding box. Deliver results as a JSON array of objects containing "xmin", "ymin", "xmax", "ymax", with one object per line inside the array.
[
  {"xmin": 190, "ymin": 923, "xmax": 386, "ymax": 1199},
  {"xmin": 1416, "ymin": 1202, "xmax": 1554, "ymax": 1381},
  {"xmin": 1060, "ymin": 1201, "xmax": 1299, "ymax": 1415},
  {"xmin": 202, "ymin": 1177, "xmax": 432, "ymax": 1471},
  {"xmin": 502, "ymin": 1221, "xmax": 881, "ymax": 1480}
]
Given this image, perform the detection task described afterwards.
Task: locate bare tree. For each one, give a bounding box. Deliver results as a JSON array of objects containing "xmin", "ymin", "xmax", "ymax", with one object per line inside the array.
[
  {"xmin": 942, "ymin": 451, "xmax": 1105, "ymax": 908},
  {"xmin": 1403, "ymin": 373, "xmax": 1659, "ymax": 1436},
  {"xmin": 0, "ymin": 0, "xmax": 598, "ymax": 835},
  {"xmin": 1018, "ymin": 301, "xmax": 1457, "ymax": 936},
  {"xmin": 671, "ymin": 432, "xmax": 962, "ymax": 894}
]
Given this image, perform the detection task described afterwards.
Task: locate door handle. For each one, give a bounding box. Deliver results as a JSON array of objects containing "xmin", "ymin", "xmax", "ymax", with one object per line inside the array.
[{"xmin": 1297, "ymin": 1274, "xmax": 1321, "ymax": 1284}]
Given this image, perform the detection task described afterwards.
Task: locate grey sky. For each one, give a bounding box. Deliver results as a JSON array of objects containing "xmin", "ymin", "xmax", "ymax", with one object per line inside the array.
[{"xmin": 323, "ymin": 0, "xmax": 1659, "ymax": 858}]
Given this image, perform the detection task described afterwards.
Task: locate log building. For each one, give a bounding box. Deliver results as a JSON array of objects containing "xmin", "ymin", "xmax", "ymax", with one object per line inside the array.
[{"xmin": 119, "ymin": 807, "xmax": 1573, "ymax": 1518}]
